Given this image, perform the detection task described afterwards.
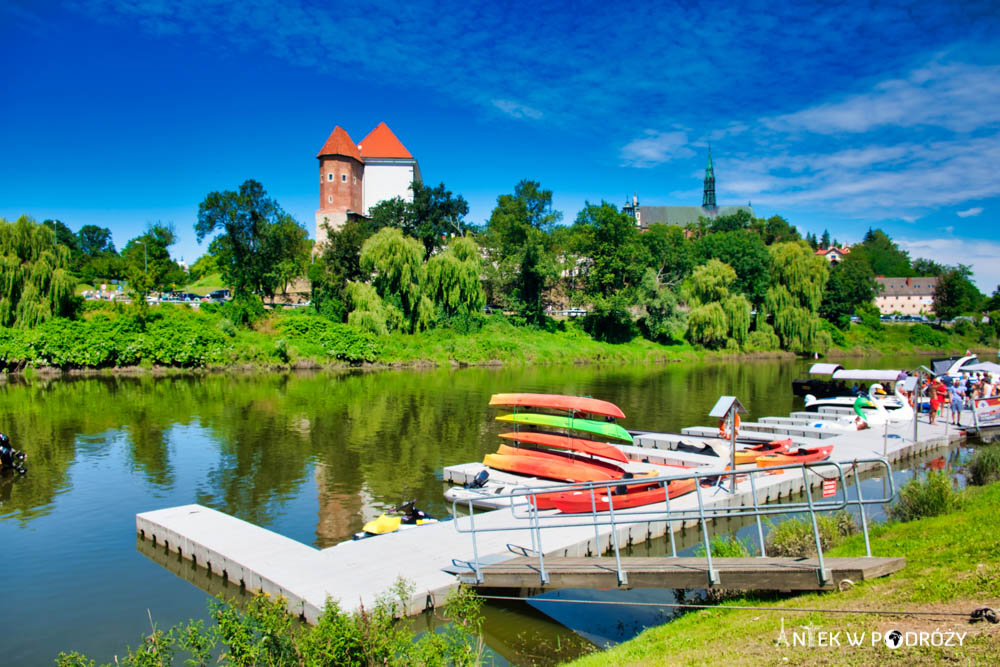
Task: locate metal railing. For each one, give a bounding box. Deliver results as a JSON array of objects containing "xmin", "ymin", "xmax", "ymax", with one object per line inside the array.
[{"xmin": 451, "ymin": 457, "xmax": 895, "ymax": 588}]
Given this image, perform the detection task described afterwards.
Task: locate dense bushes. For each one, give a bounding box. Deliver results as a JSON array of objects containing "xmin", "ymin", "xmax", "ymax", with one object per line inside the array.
[
  {"xmin": 888, "ymin": 470, "xmax": 960, "ymax": 522},
  {"xmin": 275, "ymin": 313, "xmax": 380, "ymax": 362},
  {"xmin": 967, "ymin": 445, "xmax": 1000, "ymax": 486},
  {"xmin": 909, "ymin": 323, "xmax": 948, "ymax": 348},
  {"xmin": 766, "ymin": 511, "xmax": 857, "ymax": 557}
]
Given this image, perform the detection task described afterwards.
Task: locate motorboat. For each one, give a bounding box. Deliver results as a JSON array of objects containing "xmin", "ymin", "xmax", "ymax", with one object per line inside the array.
[{"xmin": 802, "ymin": 365, "xmax": 913, "ymax": 423}]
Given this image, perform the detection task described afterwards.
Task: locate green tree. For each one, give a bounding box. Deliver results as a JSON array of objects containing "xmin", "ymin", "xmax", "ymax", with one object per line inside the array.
[
  {"xmin": 819, "ymin": 253, "xmax": 879, "ymax": 326},
  {"xmin": 764, "ymin": 242, "xmax": 830, "ymax": 353},
  {"xmin": 709, "ymin": 209, "xmax": 752, "ymax": 233},
  {"xmin": 359, "ymin": 228, "xmax": 433, "ymax": 333},
  {"xmin": 696, "ymin": 230, "xmax": 771, "ymax": 305},
  {"xmin": 74, "ymin": 224, "xmax": 123, "ymax": 283},
  {"xmin": 685, "ymin": 258, "xmax": 737, "ymax": 306},
  {"xmin": 751, "ymin": 215, "xmax": 801, "ymax": 245},
  {"xmin": 642, "ymin": 223, "xmax": 693, "ymax": 286},
  {"xmin": 912, "ymin": 257, "xmax": 946, "ymax": 276},
  {"xmin": 687, "ymin": 302, "xmax": 730, "ymax": 348},
  {"xmin": 820, "ymin": 229, "xmax": 830, "ymax": 249},
  {"xmin": 850, "ymin": 228, "xmax": 913, "ymax": 277},
  {"xmin": 575, "ymin": 201, "xmax": 647, "ymax": 298},
  {"xmin": 0, "ymin": 215, "xmax": 77, "ymax": 327},
  {"xmin": 425, "ymin": 236, "xmax": 485, "ymax": 318},
  {"xmin": 637, "ymin": 268, "xmax": 687, "ymax": 343},
  {"xmin": 188, "ymin": 253, "xmax": 219, "ymax": 281},
  {"xmin": 123, "ymin": 223, "xmax": 186, "ymax": 294},
  {"xmin": 390, "ymin": 182, "xmax": 471, "ymax": 259},
  {"xmin": 483, "ymin": 180, "xmax": 560, "ymax": 324},
  {"xmin": 196, "ymin": 179, "xmax": 309, "ymax": 298},
  {"xmin": 77, "ymin": 224, "xmax": 116, "ymax": 257},
  {"xmin": 261, "ymin": 217, "xmax": 311, "ymax": 299},
  {"xmin": 933, "ymin": 265, "xmax": 984, "ymax": 320}
]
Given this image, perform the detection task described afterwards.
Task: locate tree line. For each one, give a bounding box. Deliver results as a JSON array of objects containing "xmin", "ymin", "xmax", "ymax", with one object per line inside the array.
[{"xmin": 3, "ymin": 177, "xmax": 997, "ymax": 354}]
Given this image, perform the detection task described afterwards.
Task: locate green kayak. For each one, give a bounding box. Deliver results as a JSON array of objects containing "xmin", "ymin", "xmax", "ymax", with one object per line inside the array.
[{"xmin": 496, "ymin": 412, "xmax": 633, "ymax": 443}]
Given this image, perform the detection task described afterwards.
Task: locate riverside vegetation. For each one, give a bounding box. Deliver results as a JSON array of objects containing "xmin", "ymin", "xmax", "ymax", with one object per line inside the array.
[
  {"xmin": 3, "ymin": 176, "xmax": 999, "ymax": 370},
  {"xmin": 570, "ymin": 447, "xmax": 1000, "ymax": 666}
]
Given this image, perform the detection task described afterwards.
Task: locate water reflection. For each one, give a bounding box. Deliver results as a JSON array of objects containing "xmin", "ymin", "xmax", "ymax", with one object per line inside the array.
[{"xmin": 0, "ymin": 355, "xmax": 942, "ymax": 665}]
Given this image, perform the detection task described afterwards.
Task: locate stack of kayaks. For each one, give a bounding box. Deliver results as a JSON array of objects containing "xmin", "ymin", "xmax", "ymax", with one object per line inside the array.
[
  {"xmin": 480, "ymin": 393, "xmax": 699, "ymax": 512},
  {"xmin": 484, "ymin": 393, "xmax": 633, "ymax": 483},
  {"xmin": 755, "ymin": 444, "xmax": 834, "ymax": 468}
]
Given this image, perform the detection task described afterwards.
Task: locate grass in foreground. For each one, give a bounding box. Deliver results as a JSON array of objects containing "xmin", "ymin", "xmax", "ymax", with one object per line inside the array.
[{"xmin": 567, "ymin": 482, "xmax": 1000, "ymax": 666}]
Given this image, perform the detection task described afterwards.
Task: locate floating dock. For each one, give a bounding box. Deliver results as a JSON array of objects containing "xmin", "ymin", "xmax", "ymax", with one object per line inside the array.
[{"xmin": 137, "ymin": 410, "xmax": 968, "ymax": 621}]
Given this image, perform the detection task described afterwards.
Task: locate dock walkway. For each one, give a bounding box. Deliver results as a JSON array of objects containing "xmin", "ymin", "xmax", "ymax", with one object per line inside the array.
[{"xmin": 137, "ymin": 412, "xmax": 965, "ymax": 620}]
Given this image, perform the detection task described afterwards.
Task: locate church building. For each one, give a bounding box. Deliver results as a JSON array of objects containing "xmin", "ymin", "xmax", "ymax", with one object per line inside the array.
[
  {"xmin": 314, "ymin": 122, "xmax": 421, "ymax": 246},
  {"xmin": 623, "ymin": 149, "xmax": 753, "ymax": 228}
]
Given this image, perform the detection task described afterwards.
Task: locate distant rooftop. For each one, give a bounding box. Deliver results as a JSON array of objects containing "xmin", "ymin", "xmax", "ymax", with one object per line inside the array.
[
  {"xmin": 875, "ymin": 276, "xmax": 939, "ymax": 296},
  {"xmin": 639, "ymin": 204, "xmax": 754, "ymax": 227}
]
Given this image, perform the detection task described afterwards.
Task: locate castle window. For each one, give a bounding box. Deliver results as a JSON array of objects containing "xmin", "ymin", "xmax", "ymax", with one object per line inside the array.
[
  {"xmin": 353, "ymin": 176, "xmax": 357, "ymax": 184},
  {"xmin": 327, "ymin": 195, "xmax": 332, "ymax": 204},
  {"xmin": 341, "ymin": 174, "xmax": 347, "ymax": 182},
  {"xmin": 327, "ymin": 173, "xmax": 333, "ymax": 181}
]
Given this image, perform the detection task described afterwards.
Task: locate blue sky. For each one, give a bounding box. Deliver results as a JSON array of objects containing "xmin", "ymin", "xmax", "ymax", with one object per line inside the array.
[{"xmin": 2, "ymin": 0, "xmax": 999, "ymax": 291}]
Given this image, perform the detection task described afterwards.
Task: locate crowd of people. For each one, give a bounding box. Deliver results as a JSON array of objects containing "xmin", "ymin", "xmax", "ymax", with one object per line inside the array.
[{"xmin": 926, "ymin": 373, "xmax": 997, "ymax": 426}]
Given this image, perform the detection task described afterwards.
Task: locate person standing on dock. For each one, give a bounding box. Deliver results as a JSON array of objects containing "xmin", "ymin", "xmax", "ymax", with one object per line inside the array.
[
  {"xmin": 929, "ymin": 377, "xmax": 944, "ymax": 425},
  {"xmin": 948, "ymin": 380, "xmax": 966, "ymax": 427}
]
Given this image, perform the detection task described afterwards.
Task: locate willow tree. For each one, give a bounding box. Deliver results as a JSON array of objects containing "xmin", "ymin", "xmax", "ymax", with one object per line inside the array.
[
  {"xmin": 425, "ymin": 236, "xmax": 485, "ymax": 318},
  {"xmin": 685, "ymin": 259, "xmax": 737, "ymax": 306},
  {"xmin": 723, "ymin": 293, "xmax": 752, "ymax": 346},
  {"xmin": 359, "ymin": 227, "xmax": 433, "ymax": 333},
  {"xmin": 687, "ymin": 302, "xmax": 729, "ymax": 348},
  {"xmin": 345, "ymin": 281, "xmax": 403, "ymax": 335},
  {"xmin": 765, "ymin": 242, "xmax": 831, "ymax": 352},
  {"xmin": 0, "ymin": 215, "xmax": 77, "ymax": 327}
]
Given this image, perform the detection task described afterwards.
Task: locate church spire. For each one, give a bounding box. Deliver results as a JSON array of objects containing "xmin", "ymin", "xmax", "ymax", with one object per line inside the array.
[{"xmin": 702, "ymin": 146, "xmax": 717, "ymax": 211}]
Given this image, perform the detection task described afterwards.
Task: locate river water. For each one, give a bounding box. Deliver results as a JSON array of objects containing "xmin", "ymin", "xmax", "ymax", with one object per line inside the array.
[{"xmin": 0, "ymin": 355, "xmax": 961, "ymax": 664}]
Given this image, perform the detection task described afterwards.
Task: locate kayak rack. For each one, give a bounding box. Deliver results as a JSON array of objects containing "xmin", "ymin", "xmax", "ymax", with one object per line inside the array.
[{"xmin": 452, "ymin": 457, "xmax": 896, "ymax": 590}]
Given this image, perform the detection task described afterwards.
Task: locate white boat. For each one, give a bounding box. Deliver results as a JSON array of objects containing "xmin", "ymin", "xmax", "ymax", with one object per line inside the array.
[
  {"xmin": 803, "ymin": 365, "xmax": 913, "ymax": 424},
  {"xmin": 930, "ymin": 355, "xmax": 978, "ymax": 380}
]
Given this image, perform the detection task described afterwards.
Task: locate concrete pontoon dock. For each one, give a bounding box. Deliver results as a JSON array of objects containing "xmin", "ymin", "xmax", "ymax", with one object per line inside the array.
[{"xmin": 137, "ymin": 409, "xmax": 969, "ymax": 621}]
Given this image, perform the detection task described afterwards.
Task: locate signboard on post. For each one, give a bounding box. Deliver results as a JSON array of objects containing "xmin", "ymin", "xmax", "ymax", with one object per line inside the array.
[
  {"xmin": 973, "ymin": 398, "xmax": 1000, "ymax": 428},
  {"xmin": 708, "ymin": 396, "xmax": 748, "ymax": 492}
]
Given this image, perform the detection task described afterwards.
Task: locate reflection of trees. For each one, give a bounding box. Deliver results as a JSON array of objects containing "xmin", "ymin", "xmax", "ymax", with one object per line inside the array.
[{"xmin": 0, "ymin": 355, "xmax": 929, "ymax": 533}]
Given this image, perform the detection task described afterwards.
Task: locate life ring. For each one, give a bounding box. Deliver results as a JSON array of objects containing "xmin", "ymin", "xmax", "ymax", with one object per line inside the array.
[{"xmin": 718, "ymin": 414, "xmax": 741, "ymax": 440}]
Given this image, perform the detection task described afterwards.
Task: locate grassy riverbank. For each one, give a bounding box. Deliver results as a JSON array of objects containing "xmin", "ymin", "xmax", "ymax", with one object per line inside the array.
[
  {"xmin": 0, "ymin": 304, "xmax": 989, "ymax": 373},
  {"xmin": 568, "ymin": 481, "xmax": 1000, "ymax": 666}
]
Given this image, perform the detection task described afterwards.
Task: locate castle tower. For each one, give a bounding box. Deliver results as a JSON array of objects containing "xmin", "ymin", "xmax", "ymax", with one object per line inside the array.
[
  {"xmin": 358, "ymin": 122, "xmax": 421, "ymax": 215},
  {"xmin": 702, "ymin": 147, "xmax": 717, "ymax": 212},
  {"xmin": 315, "ymin": 126, "xmax": 364, "ymax": 247}
]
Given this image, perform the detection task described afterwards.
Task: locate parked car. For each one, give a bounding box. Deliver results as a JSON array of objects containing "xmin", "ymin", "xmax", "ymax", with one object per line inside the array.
[{"xmin": 206, "ymin": 289, "xmax": 231, "ymax": 300}]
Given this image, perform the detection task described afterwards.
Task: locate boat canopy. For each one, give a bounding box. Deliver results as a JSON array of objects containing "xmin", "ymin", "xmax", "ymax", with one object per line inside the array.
[
  {"xmin": 808, "ymin": 363, "xmax": 845, "ymax": 375},
  {"xmin": 830, "ymin": 369, "xmax": 903, "ymax": 382},
  {"xmin": 962, "ymin": 361, "xmax": 1000, "ymax": 374}
]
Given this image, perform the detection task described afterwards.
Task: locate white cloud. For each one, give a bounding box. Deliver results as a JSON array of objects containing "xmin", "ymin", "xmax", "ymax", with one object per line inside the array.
[
  {"xmin": 897, "ymin": 237, "xmax": 1000, "ymax": 291},
  {"xmin": 491, "ymin": 99, "xmax": 543, "ymax": 120},
  {"xmin": 765, "ymin": 61, "xmax": 1000, "ymax": 134},
  {"xmin": 957, "ymin": 207, "xmax": 984, "ymax": 218},
  {"xmin": 620, "ymin": 130, "xmax": 695, "ymax": 168}
]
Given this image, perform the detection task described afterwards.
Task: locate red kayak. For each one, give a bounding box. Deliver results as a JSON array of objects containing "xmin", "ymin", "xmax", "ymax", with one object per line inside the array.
[
  {"xmin": 483, "ymin": 452, "xmax": 622, "ymax": 483},
  {"xmin": 495, "ymin": 444, "xmax": 626, "ymax": 474},
  {"xmin": 534, "ymin": 477, "xmax": 697, "ymax": 513},
  {"xmin": 489, "ymin": 393, "xmax": 626, "ymax": 419},
  {"xmin": 498, "ymin": 431, "xmax": 629, "ymax": 464},
  {"xmin": 756, "ymin": 445, "xmax": 834, "ymax": 468}
]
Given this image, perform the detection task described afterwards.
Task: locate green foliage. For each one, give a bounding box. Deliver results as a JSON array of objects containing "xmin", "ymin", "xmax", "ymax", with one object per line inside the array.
[
  {"xmin": 967, "ymin": 446, "xmax": 1000, "ymax": 486},
  {"xmin": 218, "ymin": 294, "xmax": 265, "ymax": 327},
  {"xmin": 819, "ymin": 253, "xmax": 878, "ymax": 326},
  {"xmin": 0, "ymin": 215, "xmax": 78, "ymax": 327},
  {"xmin": 425, "ymin": 236, "xmax": 486, "ymax": 318},
  {"xmin": 933, "ymin": 265, "xmax": 984, "ymax": 320},
  {"xmin": 851, "ymin": 228, "xmax": 914, "ymax": 277},
  {"xmin": 345, "ymin": 281, "xmax": 391, "ymax": 335},
  {"xmin": 766, "ymin": 511, "xmax": 857, "ymax": 557},
  {"xmin": 888, "ymin": 470, "xmax": 959, "ymax": 522},
  {"xmin": 908, "ymin": 323, "xmax": 948, "ymax": 348},
  {"xmin": 276, "ymin": 312, "xmax": 381, "ymax": 362},
  {"xmin": 187, "ymin": 253, "xmax": 218, "ymax": 282},
  {"xmin": 685, "ymin": 258, "xmax": 736, "ymax": 306},
  {"xmin": 687, "ymin": 302, "xmax": 729, "ymax": 348},
  {"xmin": 360, "ymin": 228, "xmax": 428, "ymax": 333},
  {"xmin": 483, "ymin": 180, "xmax": 560, "ymax": 324},
  {"xmin": 744, "ymin": 326, "xmax": 780, "ymax": 351},
  {"xmin": 723, "ymin": 294, "xmax": 751, "ymax": 346},
  {"xmin": 769, "ymin": 242, "xmax": 828, "ymax": 312},
  {"xmin": 196, "ymin": 179, "xmax": 310, "ymax": 299},
  {"xmin": 574, "ymin": 201, "xmax": 647, "ymax": 298},
  {"xmin": 580, "ymin": 294, "xmax": 638, "ymax": 343},
  {"xmin": 57, "ymin": 581, "xmax": 485, "ymax": 667},
  {"xmin": 695, "ymin": 230, "xmax": 770, "ymax": 305},
  {"xmin": 638, "ymin": 268, "xmax": 687, "ymax": 344},
  {"xmin": 123, "ymin": 223, "xmax": 187, "ymax": 295},
  {"xmin": 641, "ymin": 224, "xmax": 693, "ymax": 287},
  {"xmin": 695, "ymin": 532, "xmax": 752, "ymax": 558}
]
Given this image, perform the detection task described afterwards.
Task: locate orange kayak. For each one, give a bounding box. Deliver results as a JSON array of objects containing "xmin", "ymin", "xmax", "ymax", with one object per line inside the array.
[
  {"xmin": 756, "ymin": 445, "xmax": 834, "ymax": 468},
  {"xmin": 483, "ymin": 452, "xmax": 621, "ymax": 483},
  {"xmin": 489, "ymin": 393, "xmax": 626, "ymax": 419},
  {"xmin": 498, "ymin": 431, "xmax": 629, "ymax": 463},
  {"xmin": 734, "ymin": 438, "xmax": 791, "ymax": 465}
]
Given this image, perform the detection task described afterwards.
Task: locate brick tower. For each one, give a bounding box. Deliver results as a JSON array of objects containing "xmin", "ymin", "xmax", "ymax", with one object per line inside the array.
[{"xmin": 315, "ymin": 126, "xmax": 364, "ymax": 247}]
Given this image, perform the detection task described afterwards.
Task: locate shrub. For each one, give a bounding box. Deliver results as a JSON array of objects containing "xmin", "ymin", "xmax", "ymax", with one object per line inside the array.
[
  {"xmin": 909, "ymin": 323, "xmax": 948, "ymax": 348},
  {"xmin": 967, "ymin": 445, "xmax": 1000, "ymax": 486},
  {"xmin": 951, "ymin": 318, "xmax": 973, "ymax": 337},
  {"xmin": 275, "ymin": 314, "xmax": 381, "ymax": 363},
  {"xmin": 888, "ymin": 470, "xmax": 959, "ymax": 522},
  {"xmin": 695, "ymin": 532, "xmax": 753, "ymax": 558},
  {"xmin": 766, "ymin": 511, "xmax": 858, "ymax": 557}
]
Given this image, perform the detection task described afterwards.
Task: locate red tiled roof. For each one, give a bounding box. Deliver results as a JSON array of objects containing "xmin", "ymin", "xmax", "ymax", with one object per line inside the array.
[
  {"xmin": 815, "ymin": 246, "xmax": 851, "ymax": 256},
  {"xmin": 358, "ymin": 122, "xmax": 412, "ymax": 159},
  {"xmin": 316, "ymin": 126, "xmax": 363, "ymax": 161}
]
